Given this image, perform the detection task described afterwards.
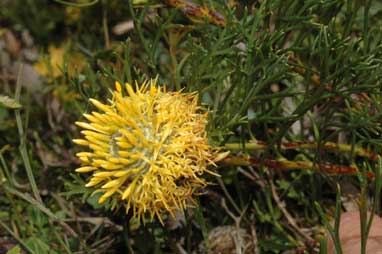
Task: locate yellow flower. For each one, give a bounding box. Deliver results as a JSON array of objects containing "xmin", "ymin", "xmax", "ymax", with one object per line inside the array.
[
  {"xmin": 34, "ymin": 43, "xmax": 85, "ymax": 79},
  {"xmin": 73, "ymin": 80, "xmax": 216, "ymax": 223}
]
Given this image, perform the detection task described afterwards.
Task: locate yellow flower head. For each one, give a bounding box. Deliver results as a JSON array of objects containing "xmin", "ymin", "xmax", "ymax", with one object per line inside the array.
[{"xmin": 73, "ymin": 80, "xmax": 215, "ymax": 223}]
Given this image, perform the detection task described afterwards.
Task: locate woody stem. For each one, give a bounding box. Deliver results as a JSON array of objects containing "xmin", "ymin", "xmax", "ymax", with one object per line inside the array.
[{"xmin": 224, "ymin": 141, "xmax": 379, "ymax": 161}]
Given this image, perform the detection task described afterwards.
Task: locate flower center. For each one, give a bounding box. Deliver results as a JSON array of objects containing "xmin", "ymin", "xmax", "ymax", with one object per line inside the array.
[{"xmin": 108, "ymin": 119, "xmax": 166, "ymax": 176}]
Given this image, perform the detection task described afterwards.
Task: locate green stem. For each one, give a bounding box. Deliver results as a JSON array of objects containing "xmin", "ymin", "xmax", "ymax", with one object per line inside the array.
[
  {"xmin": 220, "ymin": 155, "xmax": 375, "ymax": 179},
  {"xmin": 359, "ymin": 165, "xmax": 368, "ymax": 254},
  {"xmin": 14, "ymin": 65, "xmax": 42, "ymax": 203},
  {"xmin": 52, "ymin": 0, "xmax": 99, "ymax": 7},
  {"xmin": 224, "ymin": 141, "xmax": 379, "ymax": 161},
  {"xmin": 123, "ymin": 212, "xmax": 135, "ymax": 254},
  {"xmin": 0, "ymin": 220, "xmax": 37, "ymax": 254}
]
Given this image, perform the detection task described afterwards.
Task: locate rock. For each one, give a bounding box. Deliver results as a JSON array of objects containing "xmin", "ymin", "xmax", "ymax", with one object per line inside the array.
[
  {"xmin": 327, "ymin": 211, "xmax": 382, "ymax": 254},
  {"xmin": 11, "ymin": 62, "xmax": 42, "ymax": 91},
  {"xmin": 199, "ymin": 225, "xmax": 256, "ymax": 254}
]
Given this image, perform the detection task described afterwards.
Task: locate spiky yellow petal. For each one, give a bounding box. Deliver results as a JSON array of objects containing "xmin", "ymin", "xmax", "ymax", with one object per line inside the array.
[
  {"xmin": 115, "ymin": 81, "xmax": 122, "ymax": 93},
  {"xmin": 101, "ymin": 179, "xmax": 123, "ymax": 189},
  {"xmin": 122, "ymin": 177, "xmax": 139, "ymax": 200},
  {"xmin": 89, "ymin": 98, "xmax": 112, "ymax": 113},
  {"xmin": 72, "ymin": 139, "xmax": 89, "ymax": 146},
  {"xmin": 75, "ymin": 166, "xmax": 97, "ymax": 173}
]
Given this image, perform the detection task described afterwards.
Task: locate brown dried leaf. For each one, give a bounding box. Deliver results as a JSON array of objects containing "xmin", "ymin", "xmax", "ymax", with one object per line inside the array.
[{"xmin": 3, "ymin": 29, "xmax": 21, "ymax": 57}]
